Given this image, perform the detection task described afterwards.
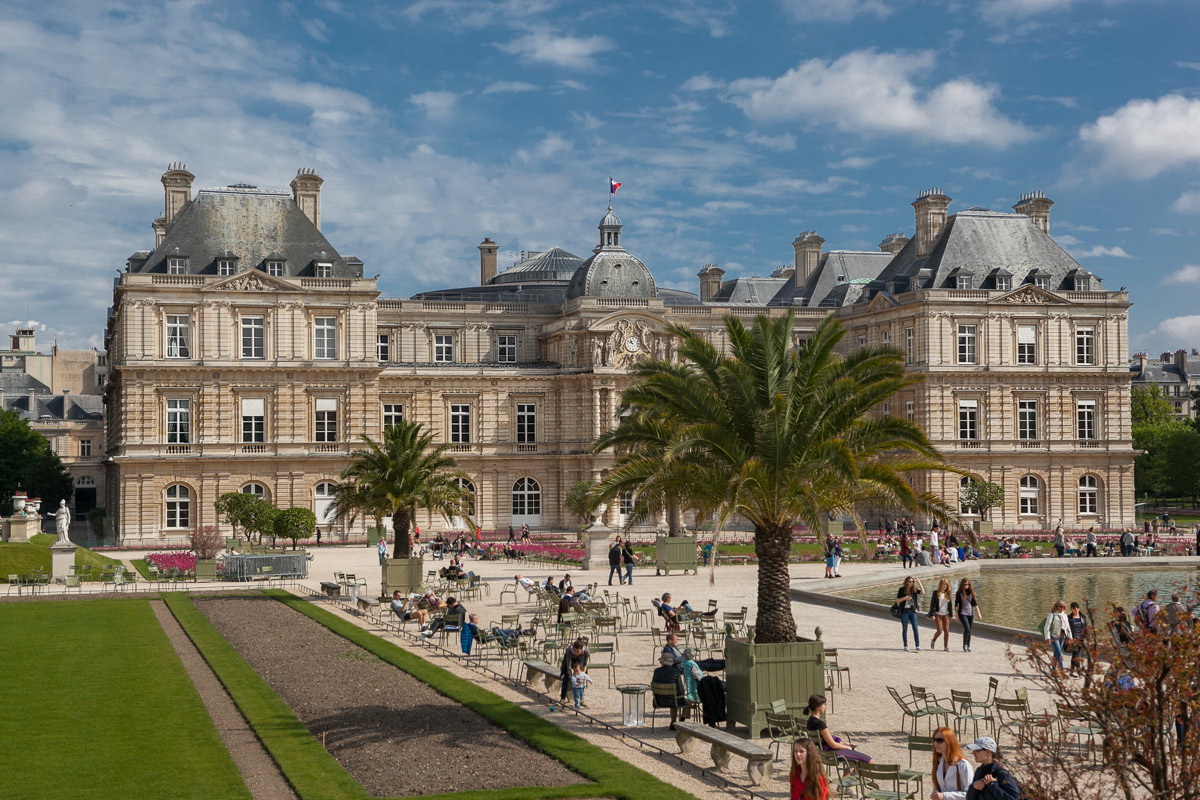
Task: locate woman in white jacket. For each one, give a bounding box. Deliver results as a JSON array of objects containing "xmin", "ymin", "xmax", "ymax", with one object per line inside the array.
[
  {"xmin": 1044, "ymin": 600, "xmax": 1071, "ymax": 672},
  {"xmin": 930, "ymin": 726, "xmax": 972, "ymax": 800}
]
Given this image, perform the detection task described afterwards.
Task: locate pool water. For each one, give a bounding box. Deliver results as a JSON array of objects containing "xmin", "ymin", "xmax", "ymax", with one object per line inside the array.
[{"xmin": 838, "ymin": 568, "xmax": 1200, "ymax": 632}]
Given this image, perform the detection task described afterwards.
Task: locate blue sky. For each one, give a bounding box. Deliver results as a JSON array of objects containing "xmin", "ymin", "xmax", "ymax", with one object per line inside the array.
[{"xmin": 2, "ymin": 0, "xmax": 1200, "ymax": 354}]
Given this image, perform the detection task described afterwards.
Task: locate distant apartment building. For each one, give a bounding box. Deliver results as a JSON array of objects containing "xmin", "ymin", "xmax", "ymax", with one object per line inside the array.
[{"xmin": 1130, "ymin": 350, "xmax": 1200, "ymax": 418}]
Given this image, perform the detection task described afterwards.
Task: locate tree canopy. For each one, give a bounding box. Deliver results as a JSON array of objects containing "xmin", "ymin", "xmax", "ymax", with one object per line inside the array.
[{"xmin": 0, "ymin": 410, "xmax": 73, "ymax": 513}]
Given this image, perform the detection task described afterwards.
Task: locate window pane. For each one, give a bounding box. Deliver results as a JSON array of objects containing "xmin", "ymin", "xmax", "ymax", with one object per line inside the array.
[
  {"xmin": 241, "ymin": 317, "xmax": 264, "ymax": 359},
  {"xmin": 435, "ymin": 334, "xmax": 454, "ymax": 363},
  {"xmin": 314, "ymin": 317, "xmax": 337, "ymax": 359},
  {"xmin": 383, "ymin": 404, "xmax": 404, "ymax": 430},
  {"xmin": 450, "ymin": 404, "xmax": 471, "ymax": 443},
  {"xmin": 377, "ymin": 333, "xmax": 390, "ymax": 362},
  {"xmin": 1075, "ymin": 327, "xmax": 1095, "ymax": 365},
  {"xmin": 498, "ymin": 335, "xmax": 517, "ymax": 363},
  {"xmin": 1018, "ymin": 400, "xmax": 1038, "ymax": 440},
  {"xmin": 166, "ymin": 315, "xmax": 190, "ymax": 359},
  {"xmin": 516, "ymin": 403, "xmax": 536, "ymax": 443},
  {"xmin": 166, "ymin": 399, "xmax": 190, "ymax": 444},
  {"xmin": 957, "ymin": 325, "xmax": 976, "ymax": 365}
]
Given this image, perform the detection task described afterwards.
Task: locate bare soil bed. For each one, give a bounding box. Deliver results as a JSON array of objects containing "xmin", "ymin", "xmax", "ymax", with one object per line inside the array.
[{"xmin": 196, "ymin": 596, "xmax": 585, "ymax": 797}]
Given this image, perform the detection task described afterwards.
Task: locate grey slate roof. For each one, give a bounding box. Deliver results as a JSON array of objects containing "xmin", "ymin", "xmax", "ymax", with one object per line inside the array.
[
  {"xmin": 491, "ymin": 247, "xmax": 583, "ymax": 285},
  {"xmin": 0, "ymin": 373, "xmax": 51, "ymax": 392},
  {"xmin": 0, "ymin": 392, "xmax": 103, "ymax": 421},
  {"xmin": 410, "ymin": 283, "xmax": 700, "ymax": 306},
  {"xmin": 127, "ymin": 187, "xmax": 362, "ymax": 278},
  {"xmin": 873, "ymin": 210, "xmax": 1099, "ymax": 292},
  {"xmin": 790, "ymin": 250, "xmax": 894, "ymax": 307},
  {"xmin": 710, "ymin": 276, "xmax": 789, "ymax": 304}
]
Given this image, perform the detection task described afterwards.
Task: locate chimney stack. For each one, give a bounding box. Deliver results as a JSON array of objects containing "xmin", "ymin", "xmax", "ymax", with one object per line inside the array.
[
  {"xmin": 1013, "ymin": 191, "xmax": 1053, "ymax": 235},
  {"xmin": 791, "ymin": 231, "xmax": 825, "ymax": 284},
  {"xmin": 291, "ymin": 168, "xmax": 324, "ymax": 229},
  {"xmin": 1176, "ymin": 349, "xmax": 1189, "ymax": 378},
  {"xmin": 911, "ymin": 188, "xmax": 951, "ymax": 257},
  {"xmin": 161, "ymin": 163, "xmax": 195, "ymax": 229},
  {"xmin": 698, "ymin": 264, "xmax": 725, "ymax": 303},
  {"xmin": 478, "ymin": 238, "xmax": 499, "ymax": 285},
  {"xmin": 879, "ymin": 232, "xmax": 910, "ymax": 256}
]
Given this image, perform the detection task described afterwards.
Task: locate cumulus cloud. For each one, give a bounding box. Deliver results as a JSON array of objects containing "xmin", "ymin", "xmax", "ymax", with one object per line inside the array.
[
  {"xmin": 497, "ymin": 29, "xmax": 614, "ymax": 70},
  {"xmin": 1142, "ymin": 315, "xmax": 1200, "ymax": 354},
  {"xmin": 1163, "ymin": 265, "xmax": 1200, "ymax": 284},
  {"xmin": 681, "ymin": 74, "xmax": 725, "ymax": 92},
  {"xmin": 1173, "ymin": 191, "xmax": 1200, "ymax": 213},
  {"xmin": 1070, "ymin": 244, "xmax": 1133, "ymax": 259},
  {"xmin": 828, "ymin": 156, "xmax": 878, "ymax": 169},
  {"xmin": 409, "ymin": 90, "xmax": 458, "ymax": 120},
  {"xmin": 1079, "ymin": 94, "xmax": 1200, "ymax": 179},
  {"xmin": 482, "ymin": 80, "xmax": 539, "ymax": 95},
  {"xmin": 982, "ymin": 0, "xmax": 1073, "ymax": 17},
  {"xmin": 724, "ymin": 50, "xmax": 1032, "ymax": 147},
  {"xmin": 777, "ymin": 0, "xmax": 893, "ymax": 22}
]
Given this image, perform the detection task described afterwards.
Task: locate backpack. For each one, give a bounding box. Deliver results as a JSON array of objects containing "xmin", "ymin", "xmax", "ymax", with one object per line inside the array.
[{"xmin": 1134, "ymin": 602, "xmax": 1152, "ymax": 629}]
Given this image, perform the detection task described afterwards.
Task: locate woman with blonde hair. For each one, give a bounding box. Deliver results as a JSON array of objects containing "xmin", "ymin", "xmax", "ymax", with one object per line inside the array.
[
  {"xmin": 1044, "ymin": 600, "xmax": 1071, "ymax": 672},
  {"xmin": 930, "ymin": 726, "xmax": 971, "ymax": 799},
  {"xmin": 789, "ymin": 739, "xmax": 828, "ymax": 800},
  {"xmin": 928, "ymin": 578, "xmax": 953, "ymax": 652}
]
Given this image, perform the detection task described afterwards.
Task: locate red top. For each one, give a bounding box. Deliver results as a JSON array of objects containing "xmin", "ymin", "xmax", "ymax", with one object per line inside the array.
[{"xmin": 790, "ymin": 772, "xmax": 829, "ymax": 800}]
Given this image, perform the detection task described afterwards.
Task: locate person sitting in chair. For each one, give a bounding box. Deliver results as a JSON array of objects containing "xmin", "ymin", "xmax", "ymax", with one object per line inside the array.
[
  {"xmin": 651, "ymin": 653, "xmax": 692, "ymax": 731},
  {"xmin": 557, "ymin": 587, "xmax": 582, "ymax": 622},
  {"xmin": 515, "ymin": 574, "xmax": 538, "ymax": 594},
  {"xmin": 390, "ymin": 591, "xmax": 431, "ymax": 633},
  {"xmin": 679, "ymin": 599, "xmax": 719, "ymax": 617},
  {"xmin": 654, "ymin": 593, "xmax": 681, "ymax": 631}
]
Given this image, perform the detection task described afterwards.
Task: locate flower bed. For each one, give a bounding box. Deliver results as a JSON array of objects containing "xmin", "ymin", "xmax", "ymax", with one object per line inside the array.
[
  {"xmin": 511, "ymin": 543, "xmax": 584, "ymax": 563},
  {"xmin": 146, "ymin": 552, "xmax": 196, "ymax": 573}
]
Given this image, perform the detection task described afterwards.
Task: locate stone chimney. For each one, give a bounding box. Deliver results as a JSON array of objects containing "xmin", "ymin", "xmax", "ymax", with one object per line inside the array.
[
  {"xmin": 161, "ymin": 163, "xmax": 194, "ymax": 228},
  {"xmin": 478, "ymin": 238, "xmax": 499, "ymax": 285},
  {"xmin": 291, "ymin": 168, "xmax": 324, "ymax": 229},
  {"xmin": 1176, "ymin": 349, "xmax": 1189, "ymax": 378},
  {"xmin": 152, "ymin": 217, "xmax": 168, "ymax": 248},
  {"xmin": 698, "ymin": 264, "xmax": 725, "ymax": 303},
  {"xmin": 791, "ymin": 231, "xmax": 825, "ymax": 284},
  {"xmin": 1013, "ymin": 191, "xmax": 1053, "ymax": 235},
  {"xmin": 1135, "ymin": 352, "xmax": 1147, "ymax": 374},
  {"xmin": 879, "ymin": 232, "xmax": 910, "ymax": 256},
  {"xmin": 911, "ymin": 188, "xmax": 951, "ymax": 257}
]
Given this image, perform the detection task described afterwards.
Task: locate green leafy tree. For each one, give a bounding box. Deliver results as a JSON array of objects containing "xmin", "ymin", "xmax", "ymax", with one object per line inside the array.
[
  {"xmin": 1132, "ymin": 384, "xmax": 1179, "ymax": 428},
  {"xmin": 1161, "ymin": 427, "xmax": 1200, "ymax": 502},
  {"xmin": 1132, "ymin": 386, "xmax": 1190, "ymax": 499},
  {"xmin": 0, "ymin": 410, "xmax": 73, "ymax": 512},
  {"xmin": 272, "ymin": 507, "xmax": 316, "ymax": 549},
  {"xmin": 959, "ymin": 480, "xmax": 1005, "ymax": 521},
  {"xmin": 214, "ymin": 492, "xmax": 257, "ymax": 541},
  {"xmin": 333, "ymin": 420, "xmax": 473, "ymax": 559},
  {"xmin": 242, "ymin": 498, "xmax": 278, "ymax": 544},
  {"xmin": 564, "ymin": 479, "xmax": 601, "ymax": 530},
  {"xmin": 595, "ymin": 313, "xmax": 957, "ymax": 644}
]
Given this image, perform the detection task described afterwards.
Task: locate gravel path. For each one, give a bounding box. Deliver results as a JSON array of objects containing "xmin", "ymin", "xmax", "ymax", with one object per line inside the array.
[
  {"xmin": 195, "ymin": 596, "xmax": 585, "ymax": 798},
  {"xmin": 150, "ymin": 599, "xmax": 298, "ymax": 800}
]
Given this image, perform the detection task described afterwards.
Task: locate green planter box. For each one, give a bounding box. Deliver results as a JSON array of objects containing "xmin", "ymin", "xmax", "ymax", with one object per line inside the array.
[
  {"xmin": 725, "ymin": 636, "xmax": 825, "ymax": 736},
  {"xmin": 655, "ymin": 535, "xmax": 698, "ymax": 576},
  {"xmin": 195, "ymin": 559, "xmax": 217, "ymax": 582},
  {"xmin": 821, "ymin": 518, "xmax": 842, "ymax": 538},
  {"xmin": 382, "ymin": 557, "xmax": 424, "ymax": 599},
  {"xmin": 972, "ymin": 520, "xmax": 993, "ymax": 539},
  {"xmin": 367, "ymin": 527, "xmax": 382, "ymax": 546}
]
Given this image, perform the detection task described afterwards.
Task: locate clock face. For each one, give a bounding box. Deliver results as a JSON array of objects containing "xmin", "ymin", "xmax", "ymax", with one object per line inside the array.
[{"xmin": 624, "ymin": 336, "xmax": 641, "ymax": 353}]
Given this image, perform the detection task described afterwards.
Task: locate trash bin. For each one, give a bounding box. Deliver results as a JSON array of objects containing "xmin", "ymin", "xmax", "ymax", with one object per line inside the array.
[{"xmin": 617, "ymin": 684, "xmax": 650, "ymax": 727}]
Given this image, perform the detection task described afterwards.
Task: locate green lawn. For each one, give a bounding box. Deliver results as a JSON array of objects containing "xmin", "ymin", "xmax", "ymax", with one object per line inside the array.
[
  {"xmin": 0, "ymin": 533, "xmax": 123, "ymax": 580},
  {"xmin": 0, "ymin": 599, "xmax": 250, "ymax": 800}
]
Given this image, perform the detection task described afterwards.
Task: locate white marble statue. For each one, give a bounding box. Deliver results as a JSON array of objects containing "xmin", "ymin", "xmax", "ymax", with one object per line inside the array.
[{"xmin": 54, "ymin": 500, "xmax": 71, "ymax": 544}]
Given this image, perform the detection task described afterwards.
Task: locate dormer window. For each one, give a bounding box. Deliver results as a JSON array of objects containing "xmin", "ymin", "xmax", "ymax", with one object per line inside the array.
[
  {"xmin": 265, "ymin": 260, "xmax": 285, "ymax": 277},
  {"xmin": 1034, "ymin": 276, "xmax": 1049, "ymax": 290},
  {"xmin": 315, "ymin": 262, "xmax": 333, "ymax": 278},
  {"xmin": 1073, "ymin": 275, "xmax": 1090, "ymax": 291},
  {"xmin": 955, "ymin": 276, "xmax": 972, "ymax": 290},
  {"xmin": 995, "ymin": 275, "xmax": 1011, "ymax": 291},
  {"xmin": 217, "ymin": 258, "xmax": 237, "ymax": 276},
  {"xmin": 167, "ymin": 257, "xmax": 187, "ymax": 274}
]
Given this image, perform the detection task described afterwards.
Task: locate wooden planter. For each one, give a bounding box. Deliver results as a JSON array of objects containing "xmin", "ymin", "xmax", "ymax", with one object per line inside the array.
[
  {"xmin": 195, "ymin": 559, "xmax": 217, "ymax": 581},
  {"xmin": 655, "ymin": 535, "xmax": 698, "ymax": 576},
  {"xmin": 821, "ymin": 518, "xmax": 842, "ymax": 538},
  {"xmin": 725, "ymin": 636, "xmax": 826, "ymax": 736},
  {"xmin": 381, "ymin": 557, "xmax": 424, "ymax": 599},
  {"xmin": 972, "ymin": 520, "xmax": 993, "ymax": 538}
]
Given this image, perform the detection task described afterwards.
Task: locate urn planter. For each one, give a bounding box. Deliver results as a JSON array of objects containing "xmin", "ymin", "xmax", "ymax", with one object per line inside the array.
[{"xmin": 725, "ymin": 635, "xmax": 826, "ymax": 736}]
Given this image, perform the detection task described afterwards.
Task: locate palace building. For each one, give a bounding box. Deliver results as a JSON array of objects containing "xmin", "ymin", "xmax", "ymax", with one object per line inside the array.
[{"xmin": 101, "ymin": 168, "xmax": 1135, "ymax": 545}]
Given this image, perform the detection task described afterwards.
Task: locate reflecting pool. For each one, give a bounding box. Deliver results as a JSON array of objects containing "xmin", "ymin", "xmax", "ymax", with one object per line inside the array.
[{"xmin": 837, "ymin": 567, "xmax": 1200, "ymax": 632}]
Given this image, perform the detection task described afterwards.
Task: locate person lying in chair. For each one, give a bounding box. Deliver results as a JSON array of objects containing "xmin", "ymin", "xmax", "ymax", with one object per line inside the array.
[
  {"xmin": 390, "ymin": 591, "xmax": 431, "ymax": 633},
  {"xmin": 679, "ymin": 599, "xmax": 719, "ymax": 617},
  {"xmin": 653, "ymin": 593, "xmax": 681, "ymax": 631}
]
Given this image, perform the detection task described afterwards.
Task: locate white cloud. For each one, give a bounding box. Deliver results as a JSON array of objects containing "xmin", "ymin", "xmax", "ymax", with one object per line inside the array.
[
  {"xmin": 482, "ymin": 81, "xmax": 539, "ymax": 95},
  {"xmin": 1079, "ymin": 95, "xmax": 1200, "ymax": 179},
  {"xmin": 1178, "ymin": 62, "xmax": 1200, "ymax": 72},
  {"xmin": 681, "ymin": 74, "xmax": 725, "ymax": 92},
  {"xmin": 1143, "ymin": 315, "xmax": 1200, "ymax": 353},
  {"xmin": 497, "ymin": 29, "xmax": 614, "ymax": 70},
  {"xmin": 409, "ymin": 90, "xmax": 458, "ymax": 120},
  {"xmin": 1071, "ymin": 244, "xmax": 1133, "ymax": 259},
  {"xmin": 1055, "ymin": 234, "xmax": 1083, "ymax": 247},
  {"xmin": 725, "ymin": 50, "xmax": 1032, "ymax": 147},
  {"xmin": 267, "ymin": 81, "xmax": 373, "ymax": 123},
  {"xmin": 982, "ymin": 0, "xmax": 1073, "ymax": 17},
  {"xmin": 777, "ymin": 0, "xmax": 893, "ymax": 22},
  {"xmin": 1164, "ymin": 265, "xmax": 1200, "ymax": 284},
  {"xmin": 744, "ymin": 132, "xmax": 796, "ymax": 151},
  {"xmin": 516, "ymin": 132, "xmax": 572, "ymax": 163},
  {"xmin": 1173, "ymin": 191, "xmax": 1200, "ymax": 213},
  {"xmin": 827, "ymin": 156, "xmax": 876, "ymax": 169}
]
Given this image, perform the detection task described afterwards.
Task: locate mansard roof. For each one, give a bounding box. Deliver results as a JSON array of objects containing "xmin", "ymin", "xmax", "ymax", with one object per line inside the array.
[
  {"xmin": 791, "ymin": 250, "xmax": 894, "ymax": 308},
  {"xmin": 490, "ymin": 247, "xmax": 583, "ymax": 285},
  {"xmin": 128, "ymin": 186, "xmax": 362, "ymax": 278},
  {"xmin": 710, "ymin": 276, "xmax": 789, "ymax": 305}
]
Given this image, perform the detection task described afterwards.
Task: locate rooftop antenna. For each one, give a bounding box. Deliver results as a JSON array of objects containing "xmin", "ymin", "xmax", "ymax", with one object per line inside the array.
[{"xmin": 750, "ymin": 227, "xmax": 757, "ymax": 278}]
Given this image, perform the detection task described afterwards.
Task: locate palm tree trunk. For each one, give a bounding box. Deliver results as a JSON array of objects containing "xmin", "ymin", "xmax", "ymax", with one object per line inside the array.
[
  {"xmin": 667, "ymin": 501, "xmax": 681, "ymax": 536},
  {"xmin": 391, "ymin": 509, "xmax": 412, "ymax": 559},
  {"xmin": 754, "ymin": 522, "xmax": 798, "ymax": 643}
]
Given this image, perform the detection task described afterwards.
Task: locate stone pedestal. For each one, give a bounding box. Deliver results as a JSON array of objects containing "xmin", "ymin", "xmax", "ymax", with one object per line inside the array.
[
  {"xmin": 580, "ymin": 526, "xmax": 614, "ymax": 571},
  {"xmin": 2, "ymin": 515, "xmax": 41, "ymax": 543},
  {"xmin": 51, "ymin": 542, "xmax": 77, "ymax": 581}
]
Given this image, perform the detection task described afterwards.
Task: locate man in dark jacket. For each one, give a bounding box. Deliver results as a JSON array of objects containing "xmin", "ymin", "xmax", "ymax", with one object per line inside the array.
[
  {"xmin": 558, "ymin": 639, "xmax": 589, "ymax": 702},
  {"xmin": 608, "ymin": 538, "xmax": 623, "ymax": 585},
  {"xmin": 557, "ymin": 587, "xmax": 580, "ymax": 622},
  {"xmin": 621, "ymin": 541, "xmax": 636, "ymax": 585},
  {"xmin": 964, "ymin": 737, "xmax": 1022, "ymax": 800}
]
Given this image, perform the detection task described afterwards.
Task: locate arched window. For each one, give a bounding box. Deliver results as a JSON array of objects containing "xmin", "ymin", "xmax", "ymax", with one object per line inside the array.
[
  {"xmin": 512, "ymin": 477, "xmax": 541, "ymax": 517},
  {"xmin": 241, "ymin": 483, "xmax": 268, "ymax": 500},
  {"xmin": 619, "ymin": 491, "xmax": 635, "ymax": 516},
  {"xmin": 75, "ymin": 476, "xmax": 96, "ymax": 487},
  {"xmin": 1078, "ymin": 475, "xmax": 1100, "ymax": 515},
  {"xmin": 314, "ymin": 482, "xmax": 336, "ymax": 525},
  {"xmin": 1018, "ymin": 476, "xmax": 1040, "ymax": 516},
  {"xmin": 165, "ymin": 484, "xmax": 191, "ymax": 529},
  {"xmin": 959, "ymin": 476, "xmax": 980, "ymax": 516},
  {"xmin": 454, "ymin": 478, "xmax": 476, "ymax": 517}
]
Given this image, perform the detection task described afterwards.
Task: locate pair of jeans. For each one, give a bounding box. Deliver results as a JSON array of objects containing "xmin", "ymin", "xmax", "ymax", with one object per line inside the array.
[
  {"xmin": 1050, "ymin": 636, "xmax": 1065, "ymax": 668},
  {"xmin": 624, "ymin": 563, "xmax": 634, "ymax": 584},
  {"xmin": 900, "ymin": 609, "xmax": 919, "ymax": 648},
  {"xmin": 608, "ymin": 565, "xmax": 623, "ymax": 585},
  {"xmin": 1055, "ymin": 545, "xmax": 1065, "ymax": 558},
  {"xmin": 959, "ymin": 613, "xmax": 974, "ymax": 648},
  {"xmin": 901, "ymin": 553, "xmax": 912, "ymax": 568},
  {"xmin": 572, "ymin": 687, "xmax": 585, "ymax": 707},
  {"xmin": 1086, "ymin": 544, "xmax": 1096, "ymax": 557}
]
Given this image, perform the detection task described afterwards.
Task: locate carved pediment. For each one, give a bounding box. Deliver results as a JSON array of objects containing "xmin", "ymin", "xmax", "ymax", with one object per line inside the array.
[
  {"xmin": 988, "ymin": 284, "xmax": 1070, "ymax": 305},
  {"xmin": 203, "ymin": 271, "xmax": 293, "ymax": 292},
  {"xmin": 865, "ymin": 292, "xmax": 899, "ymax": 312}
]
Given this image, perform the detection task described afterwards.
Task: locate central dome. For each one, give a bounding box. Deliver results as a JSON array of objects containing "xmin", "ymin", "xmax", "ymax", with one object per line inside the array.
[{"xmin": 565, "ymin": 205, "xmax": 656, "ymax": 299}]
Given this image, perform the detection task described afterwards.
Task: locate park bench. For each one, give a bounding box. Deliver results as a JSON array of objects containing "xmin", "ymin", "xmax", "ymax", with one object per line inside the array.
[
  {"xmin": 356, "ymin": 595, "xmax": 382, "ymax": 619},
  {"xmin": 673, "ymin": 721, "xmax": 773, "ymax": 786},
  {"xmin": 320, "ymin": 581, "xmax": 341, "ymax": 598},
  {"xmin": 522, "ymin": 659, "xmax": 562, "ymax": 693}
]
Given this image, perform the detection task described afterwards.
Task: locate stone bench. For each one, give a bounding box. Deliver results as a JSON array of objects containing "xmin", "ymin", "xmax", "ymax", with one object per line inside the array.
[
  {"xmin": 522, "ymin": 659, "xmax": 562, "ymax": 693},
  {"xmin": 320, "ymin": 581, "xmax": 341, "ymax": 598},
  {"xmin": 673, "ymin": 720, "xmax": 773, "ymax": 786},
  {"xmin": 356, "ymin": 595, "xmax": 381, "ymax": 619}
]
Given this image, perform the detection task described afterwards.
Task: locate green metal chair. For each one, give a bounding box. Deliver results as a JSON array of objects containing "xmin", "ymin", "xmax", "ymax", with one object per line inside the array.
[
  {"xmin": 824, "ymin": 647, "xmax": 852, "ymax": 691},
  {"xmin": 888, "ymin": 686, "xmax": 950, "ymax": 736},
  {"xmin": 951, "ymin": 690, "xmax": 996, "ymax": 739},
  {"xmin": 856, "ymin": 763, "xmax": 919, "ymax": 800},
  {"xmin": 764, "ymin": 711, "xmax": 802, "ymax": 760}
]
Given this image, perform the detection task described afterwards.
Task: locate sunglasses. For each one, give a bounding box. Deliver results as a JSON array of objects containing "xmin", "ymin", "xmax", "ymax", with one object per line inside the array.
[{"xmin": 933, "ymin": 737, "xmax": 946, "ymax": 743}]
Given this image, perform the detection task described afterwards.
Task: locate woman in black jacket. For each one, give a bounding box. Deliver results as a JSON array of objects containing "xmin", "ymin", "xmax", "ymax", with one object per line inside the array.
[{"xmin": 964, "ymin": 737, "xmax": 1022, "ymax": 800}]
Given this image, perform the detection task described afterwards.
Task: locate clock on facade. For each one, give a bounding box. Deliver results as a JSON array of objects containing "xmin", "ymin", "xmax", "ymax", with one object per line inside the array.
[{"xmin": 624, "ymin": 336, "xmax": 641, "ymax": 352}]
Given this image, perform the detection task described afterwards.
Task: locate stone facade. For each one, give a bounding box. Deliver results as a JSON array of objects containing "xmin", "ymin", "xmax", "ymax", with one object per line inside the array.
[{"xmin": 101, "ymin": 168, "xmax": 1135, "ymax": 545}]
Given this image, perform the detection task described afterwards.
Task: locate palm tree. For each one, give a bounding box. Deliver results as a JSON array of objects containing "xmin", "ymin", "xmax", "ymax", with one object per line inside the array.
[
  {"xmin": 594, "ymin": 313, "xmax": 958, "ymax": 643},
  {"xmin": 331, "ymin": 420, "xmax": 473, "ymax": 559}
]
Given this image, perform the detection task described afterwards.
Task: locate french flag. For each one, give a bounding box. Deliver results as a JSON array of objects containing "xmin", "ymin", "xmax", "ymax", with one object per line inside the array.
[{"xmin": 610, "ymin": 178, "xmax": 622, "ymax": 194}]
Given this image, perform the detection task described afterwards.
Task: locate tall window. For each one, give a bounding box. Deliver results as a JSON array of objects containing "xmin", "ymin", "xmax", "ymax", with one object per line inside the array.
[
  {"xmin": 957, "ymin": 324, "xmax": 977, "ymax": 365},
  {"xmin": 450, "ymin": 404, "xmax": 471, "ymax": 443},
  {"xmin": 512, "ymin": 477, "xmax": 541, "ymax": 516},
  {"xmin": 1017, "ymin": 400, "xmax": 1038, "ymax": 440},
  {"xmin": 455, "ymin": 478, "xmax": 476, "ymax": 516},
  {"xmin": 905, "ymin": 327, "xmax": 914, "ymax": 364},
  {"xmin": 1075, "ymin": 326, "xmax": 1095, "ymax": 365},
  {"xmin": 241, "ymin": 398, "xmax": 265, "ymax": 443},
  {"xmin": 958, "ymin": 400, "xmax": 978, "ymax": 440},
  {"xmin": 516, "ymin": 403, "xmax": 536, "ymax": 444},
  {"xmin": 1017, "ymin": 325, "xmax": 1037, "ymax": 365},
  {"xmin": 376, "ymin": 333, "xmax": 390, "ymax": 362},
  {"xmin": 1019, "ymin": 476, "xmax": 1040, "ymax": 515},
  {"xmin": 959, "ymin": 477, "xmax": 978, "ymax": 515},
  {"xmin": 314, "ymin": 317, "xmax": 337, "ymax": 360},
  {"xmin": 165, "ymin": 314, "xmax": 190, "ymax": 358},
  {"xmin": 217, "ymin": 258, "xmax": 236, "ymax": 276},
  {"xmin": 241, "ymin": 316, "xmax": 265, "ymax": 359},
  {"xmin": 881, "ymin": 330, "xmax": 890, "ymax": 345},
  {"xmin": 1034, "ymin": 275, "xmax": 1049, "ymax": 290},
  {"xmin": 80, "ymin": 439, "xmax": 92, "ymax": 457},
  {"xmin": 1076, "ymin": 399, "xmax": 1097, "ymax": 440},
  {"xmin": 905, "ymin": 401, "xmax": 914, "ymax": 421},
  {"xmin": 166, "ymin": 399, "xmax": 191, "ymax": 444},
  {"xmin": 314, "ymin": 399, "xmax": 338, "ymax": 442},
  {"xmin": 382, "ymin": 404, "xmax": 404, "ymax": 430},
  {"xmin": 167, "ymin": 257, "xmax": 186, "ymax": 274},
  {"xmin": 314, "ymin": 482, "xmax": 336, "ymax": 525},
  {"xmin": 165, "ymin": 484, "xmax": 191, "ymax": 528},
  {"xmin": 434, "ymin": 334, "xmax": 454, "ymax": 363},
  {"xmin": 265, "ymin": 260, "xmax": 284, "ymax": 277},
  {"xmin": 497, "ymin": 334, "xmax": 517, "ymax": 364},
  {"xmin": 1078, "ymin": 475, "xmax": 1099, "ymax": 514},
  {"xmin": 241, "ymin": 483, "xmax": 267, "ymax": 499},
  {"xmin": 857, "ymin": 335, "xmax": 867, "ymax": 348},
  {"xmin": 619, "ymin": 490, "xmax": 635, "ymax": 519}
]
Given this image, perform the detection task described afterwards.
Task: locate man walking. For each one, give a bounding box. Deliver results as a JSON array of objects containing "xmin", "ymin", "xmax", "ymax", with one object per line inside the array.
[
  {"xmin": 621, "ymin": 539, "xmax": 637, "ymax": 585},
  {"xmin": 1085, "ymin": 527, "xmax": 1097, "ymax": 557},
  {"xmin": 1054, "ymin": 523, "xmax": 1066, "ymax": 558},
  {"xmin": 1121, "ymin": 528, "xmax": 1135, "ymax": 558},
  {"xmin": 608, "ymin": 537, "xmax": 623, "ymax": 585}
]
